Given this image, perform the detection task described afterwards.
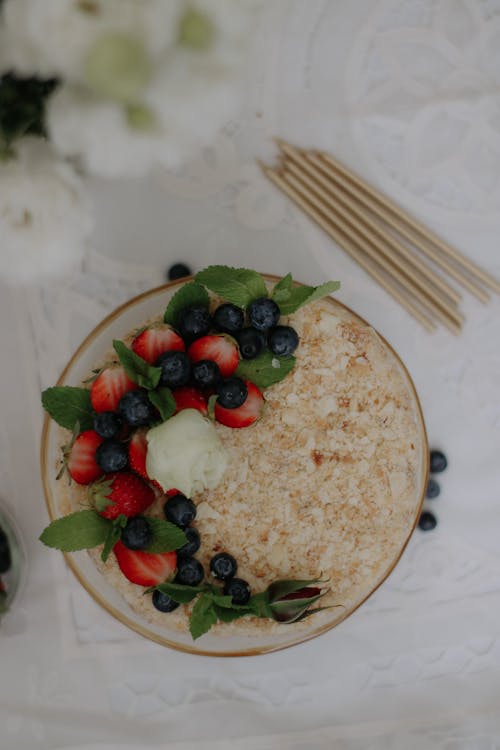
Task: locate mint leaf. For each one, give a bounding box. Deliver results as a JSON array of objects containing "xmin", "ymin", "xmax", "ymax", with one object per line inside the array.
[
  {"xmin": 247, "ymin": 591, "xmax": 274, "ymax": 618},
  {"xmin": 154, "ymin": 581, "xmax": 206, "ymax": 603},
  {"xmin": 211, "ymin": 594, "xmax": 235, "ymax": 608},
  {"xmin": 39, "ymin": 510, "xmax": 110, "ymax": 552},
  {"xmin": 145, "ymin": 518, "xmax": 187, "ymax": 553},
  {"xmin": 113, "ymin": 340, "xmax": 161, "ymax": 390},
  {"xmin": 213, "ymin": 605, "xmax": 249, "ymax": 623},
  {"xmin": 236, "ymin": 351, "xmax": 296, "ymax": 388},
  {"xmin": 195, "ymin": 266, "xmax": 268, "ymax": 307},
  {"xmin": 271, "ymin": 273, "xmax": 293, "ymax": 304},
  {"xmin": 189, "ymin": 593, "xmax": 218, "ymax": 640},
  {"xmin": 41, "ymin": 386, "xmax": 94, "ymax": 431},
  {"xmin": 207, "ymin": 394, "xmax": 217, "ymax": 420},
  {"xmin": 148, "ymin": 387, "xmax": 175, "ymax": 422},
  {"xmin": 101, "ymin": 523, "xmax": 121, "ymax": 563},
  {"xmin": 164, "ymin": 281, "xmax": 209, "ymax": 326},
  {"xmin": 277, "ymin": 280, "xmax": 340, "ymax": 315}
]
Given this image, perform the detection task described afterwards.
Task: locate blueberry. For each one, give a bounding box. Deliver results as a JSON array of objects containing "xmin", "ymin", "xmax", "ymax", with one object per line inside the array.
[
  {"xmin": 247, "ymin": 297, "xmax": 280, "ymax": 332},
  {"xmin": 430, "ymin": 450, "xmax": 447, "ymax": 473},
  {"xmin": 210, "ymin": 552, "xmax": 237, "ymax": 581},
  {"xmin": 426, "ymin": 478, "xmax": 440, "ymax": 499},
  {"xmin": 418, "ymin": 510, "xmax": 437, "ymax": 531},
  {"xmin": 237, "ymin": 328, "xmax": 266, "ymax": 360},
  {"xmin": 0, "ymin": 526, "xmax": 11, "ymax": 574},
  {"xmin": 95, "ymin": 440, "xmax": 128, "ymax": 472},
  {"xmin": 176, "ymin": 556, "xmax": 204, "ymax": 586},
  {"xmin": 176, "ymin": 305, "xmax": 211, "ymax": 341},
  {"xmin": 167, "ymin": 262, "xmax": 192, "ymax": 281},
  {"xmin": 192, "ymin": 359, "xmax": 221, "ymax": 389},
  {"xmin": 213, "ymin": 303, "xmax": 244, "ymax": 334},
  {"xmin": 156, "ymin": 351, "xmax": 191, "ymax": 388},
  {"xmin": 121, "ymin": 517, "xmax": 152, "ymax": 550},
  {"xmin": 164, "ymin": 493, "xmax": 196, "ymax": 529},
  {"xmin": 216, "ymin": 377, "xmax": 247, "ymax": 409},
  {"xmin": 177, "ymin": 527, "xmax": 201, "ymax": 557},
  {"xmin": 93, "ymin": 411, "xmax": 122, "ymax": 440},
  {"xmin": 152, "ymin": 589, "xmax": 180, "ymax": 612},
  {"xmin": 268, "ymin": 326, "xmax": 299, "ymax": 356},
  {"xmin": 118, "ymin": 390, "xmax": 155, "ymax": 427},
  {"xmin": 223, "ymin": 577, "xmax": 251, "ymax": 605}
]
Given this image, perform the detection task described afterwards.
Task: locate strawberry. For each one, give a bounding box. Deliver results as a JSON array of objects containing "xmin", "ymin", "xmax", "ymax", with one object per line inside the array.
[
  {"xmin": 113, "ymin": 541, "xmax": 177, "ymax": 586},
  {"xmin": 166, "ymin": 488, "xmax": 181, "ymax": 496},
  {"xmin": 214, "ymin": 380, "xmax": 264, "ymax": 428},
  {"xmin": 173, "ymin": 386, "xmax": 208, "ymax": 415},
  {"xmin": 132, "ymin": 325, "xmax": 185, "ymax": 365},
  {"xmin": 90, "ymin": 366, "xmax": 138, "ymax": 413},
  {"xmin": 188, "ymin": 334, "xmax": 239, "ymax": 377},
  {"xmin": 91, "ymin": 471, "xmax": 155, "ymax": 520},
  {"xmin": 128, "ymin": 429, "xmax": 149, "ymax": 481},
  {"xmin": 66, "ymin": 430, "xmax": 104, "ymax": 484}
]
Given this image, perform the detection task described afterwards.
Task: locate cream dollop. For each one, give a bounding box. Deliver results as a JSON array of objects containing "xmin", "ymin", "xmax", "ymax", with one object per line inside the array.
[{"xmin": 146, "ymin": 409, "xmax": 227, "ymax": 496}]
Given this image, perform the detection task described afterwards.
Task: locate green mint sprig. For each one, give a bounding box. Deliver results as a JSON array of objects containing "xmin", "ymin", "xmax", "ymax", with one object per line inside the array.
[
  {"xmin": 41, "ymin": 386, "xmax": 94, "ymax": 432},
  {"xmin": 148, "ymin": 387, "xmax": 176, "ymax": 421},
  {"xmin": 113, "ymin": 340, "xmax": 161, "ymax": 390},
  {"xmin": 236, "ymin": 351, "xmax": 296, "ymax": 388},
  {"xmin": 164, "ymin": 281, "xmax": 209, "ymax": 326},
  {"xmin": 195, "ymin": 266, "xmax": 268, "ymax": 308},
  {"xmin": 271, "ymin": 274, "xmax": 341, "ymax": 315}
]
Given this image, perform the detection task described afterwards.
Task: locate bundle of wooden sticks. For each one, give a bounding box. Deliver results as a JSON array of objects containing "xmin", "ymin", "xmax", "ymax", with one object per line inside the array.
[{"xmin": 260, "ymin": 140, "xmax": 500, "ymax": 334}]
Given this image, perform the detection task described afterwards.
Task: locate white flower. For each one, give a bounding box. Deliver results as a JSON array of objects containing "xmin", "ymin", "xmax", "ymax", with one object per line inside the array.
[{"xmin": 0, "ymin": 137, "xmax": 93, "ymax": 284}]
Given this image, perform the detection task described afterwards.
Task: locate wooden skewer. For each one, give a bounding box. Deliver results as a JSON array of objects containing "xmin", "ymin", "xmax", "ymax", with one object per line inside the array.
[
  {"xmin": 282, "ymin": 154, "xmax": 462, "ymax": 309},
  {"xmin": 259, "ymin": 162, "xmax": 437, "ymax": 333},
  {"xmin": 281, "ymin": 168, "xmax": 463, "ymax": 334}
]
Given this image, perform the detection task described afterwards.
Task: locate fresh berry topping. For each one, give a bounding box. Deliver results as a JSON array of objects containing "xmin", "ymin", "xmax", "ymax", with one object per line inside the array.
[
  {"xmin": 176, "ymin": 305, "xmax": 211, "ymax": 341},
  {"xmin": 426, "ymin": 478, "xmax": 440, "ymax": 499},
  {"xmin": 177, "ymin": 527, "xmax": 201, "ymax": 557},
  {"xmin": 247, "ymin": 297, "xmax": 280, "ymax": 332},
  {"xmin": 0, "ymin": 526, "xmax": 11, "ymax": 575},
  {"xmin": 168, "ymin": 262, "xmax": 192, "ymax": 281},
  {"xmin": 214, "ymin": 380, "xmax": 264, "ymax": 428},
  {"xmin": 90, "ymin": 367, "xmax": 138, "ymax": 413},
  {"xmin": 156, "ymin": 351, "xmax": 191, "ymax": 388},
  {"xmin": 175, "ymin": 556, "xmax": 204, "ymax": 586},
  {"xmin": 164, "ymin": 493, "xmax": 196, "ymax": 529},
  {"xmin": 114, "ymin": 541, "xmax": 177, "ymax": 586},
  {"xmin": 67, "ymin": 430, "xmax": 104, "ymax": 485},
  {"xmin": 92, "ymin": 472, "xmax": 155, "ymax": 520},
  {"xmin": 223, "ymin": 577, "xmax": 251, "ymax": 605},
  {"xmin": 128, "ymin": 429, "xmax": 149, "ymax": 480},
  {"xmin": 237, "ymin": 327, "xmax": 266, "ymax": 360},
  {"xmin": 118, "ymin": 390, "xmax": 155, "ymax": 427},
  {"xmin": 132, "ymin": 325, "xmax": 185, "ymax": 364},
  {"xmin": 430, "ymin": 450, "xmax": 447, "ymax": 473},
  {"xmin": 93, "ymin": 411, "xmax": 122, "ymax": 440},
  {"xmin": 268, "ymin": 326, "xmax": 299, "ymax": 356},
  {"xmin": 418, "ymin": 510, "xmax": 437, "ymax": 531},
  {"xmin": 210, "ymin": 552, "xmax": 237, "ymax": 581},
  {"xmin": 213, "ymin": 303, "xmax": 245, "ymax": 334},
  {"xmin": 152, "ymin": 589, "xmax": 180, "ymax": 612},
  {"xmin": 188, "ymin": 335, "xmax": 239, "ymax": 378},
  {"xmin": 192, "ymin": 359, "xmax": 221, "ymax": 389},
  {"xmin": 216, "ymin": 377, "xmax": 247, "ymax": 409},
  {"xmin": 173, "ymin": 386, "xmax": 208, "ymax": 415},
  {"xmin": 95, "ymin": 440, "xmax": 128, "ymax": 473},
  {"xmin": 121, "ymin": 516, "xmax": 153, "ymax": 550}
]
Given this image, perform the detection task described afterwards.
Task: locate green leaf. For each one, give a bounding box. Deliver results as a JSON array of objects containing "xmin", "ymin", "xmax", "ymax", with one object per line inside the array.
[
  {"xmin": 164, "ymin": 281, "xmax": 209, "ymax": 326},
  {"xmin": 236, "ymin": 351, "xmax": 296, "ymax": 388},
  {"xmin": 189, "ymin": 593, "xmax": 218, "ymax": 640},
  {"xmin": 148, "ymin": 387, "xmax": 175, "ymax": 422},
  {"xmin": 101, "ymin": 524, "xmax": 121, "ymax": 563},
  {"xmin": 41, "ymin": 386, "xmax": 94, "ymax": 431},
  {"xmin": 145, "ymin": 518, "xmax": 187, "ymax": 553},
  {"xmin": 154, "ymin": 581, "xmax": 206, "ymax": 603},
  {"xmin": 277, "ymin": 280, "xmax": 340, "ymax": 315},
  {"xmin": 211, "ymin": 594, "xmax": 235, "ymax": 609},
  {"xmin": 213, "ymin": 605, "xmax": 249, "ymax": 623},
  {"xmin": 246, "ymin": 591, "xmax": 273, "ymax": 618},
  {"xmin": 39, "ymin": 510, "xmax": 111, "ymax": 552},
  {"xmin": 0, "ymin": 588, "xmax": 8, "ymax": 615},
  {"xmin": 207, "ymin": 394, "xmax": 217, "ymax": 420},
  {"xmin": 113, "ymin": 340, "xmax": 161, "ymax": 390},
  {"xmin": 271, "ymin": 273, "xmax": 293, "ymax": 303},
  {"xmin": 195, "ymin": 265, "xmax": 268, "ymax": 308}
]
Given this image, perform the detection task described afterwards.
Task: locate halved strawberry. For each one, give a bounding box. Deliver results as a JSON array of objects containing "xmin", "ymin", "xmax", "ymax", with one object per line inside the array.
[
  {"xmin": 128, "ymin": 429, "xmax": 149, "ymax": 481},
  {"xmin": 91, "ymin": 471, "xmax": 155, "ymax": 520},
  {"xmin": 188, "ymin": 334, "xmax": 239, "ymax": 377},
  {"xmin": 173, "ymin": 386, "xmax": 208, "ymax": 415},
  {"xmin": 114, "ymin": 541, "xmax": 177, "ymax": 586},
  {"xmin": 66, "ymin": 430, "xmax": 104, "ymax": 484},
  {"xmin": 214, "ymin": 380, "xmax": 264, "ymax": 428},
  {"xmin": 132, "ymin": 325, "xmax": 185, "ymax": 365},
  {"xmin": 90, "ymin": 366, "xmax": 138, "ymax": 413}
]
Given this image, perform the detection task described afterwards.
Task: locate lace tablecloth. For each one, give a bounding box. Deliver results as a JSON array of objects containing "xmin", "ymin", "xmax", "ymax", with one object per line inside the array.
[{"xmin": 1, "ymin": 1, "xmax": 500, "ymax": 748}]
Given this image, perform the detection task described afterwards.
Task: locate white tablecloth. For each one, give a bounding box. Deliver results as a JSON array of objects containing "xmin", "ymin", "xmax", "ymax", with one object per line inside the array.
[{"xmin": 1, "ymin": 1, "xmax": 500, "ymax": 748}]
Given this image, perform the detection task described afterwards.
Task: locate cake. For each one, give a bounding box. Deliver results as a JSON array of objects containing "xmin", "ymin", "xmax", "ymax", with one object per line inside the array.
[{"xmin": 41, "ymin": 266, "xmax": 425, "ymax": 641}]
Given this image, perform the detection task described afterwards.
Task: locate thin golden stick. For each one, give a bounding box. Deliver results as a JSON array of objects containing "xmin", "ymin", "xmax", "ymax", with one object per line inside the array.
[{"xmin": 259, "ymin": 162, "xmax": 437, "ymax": 332}]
